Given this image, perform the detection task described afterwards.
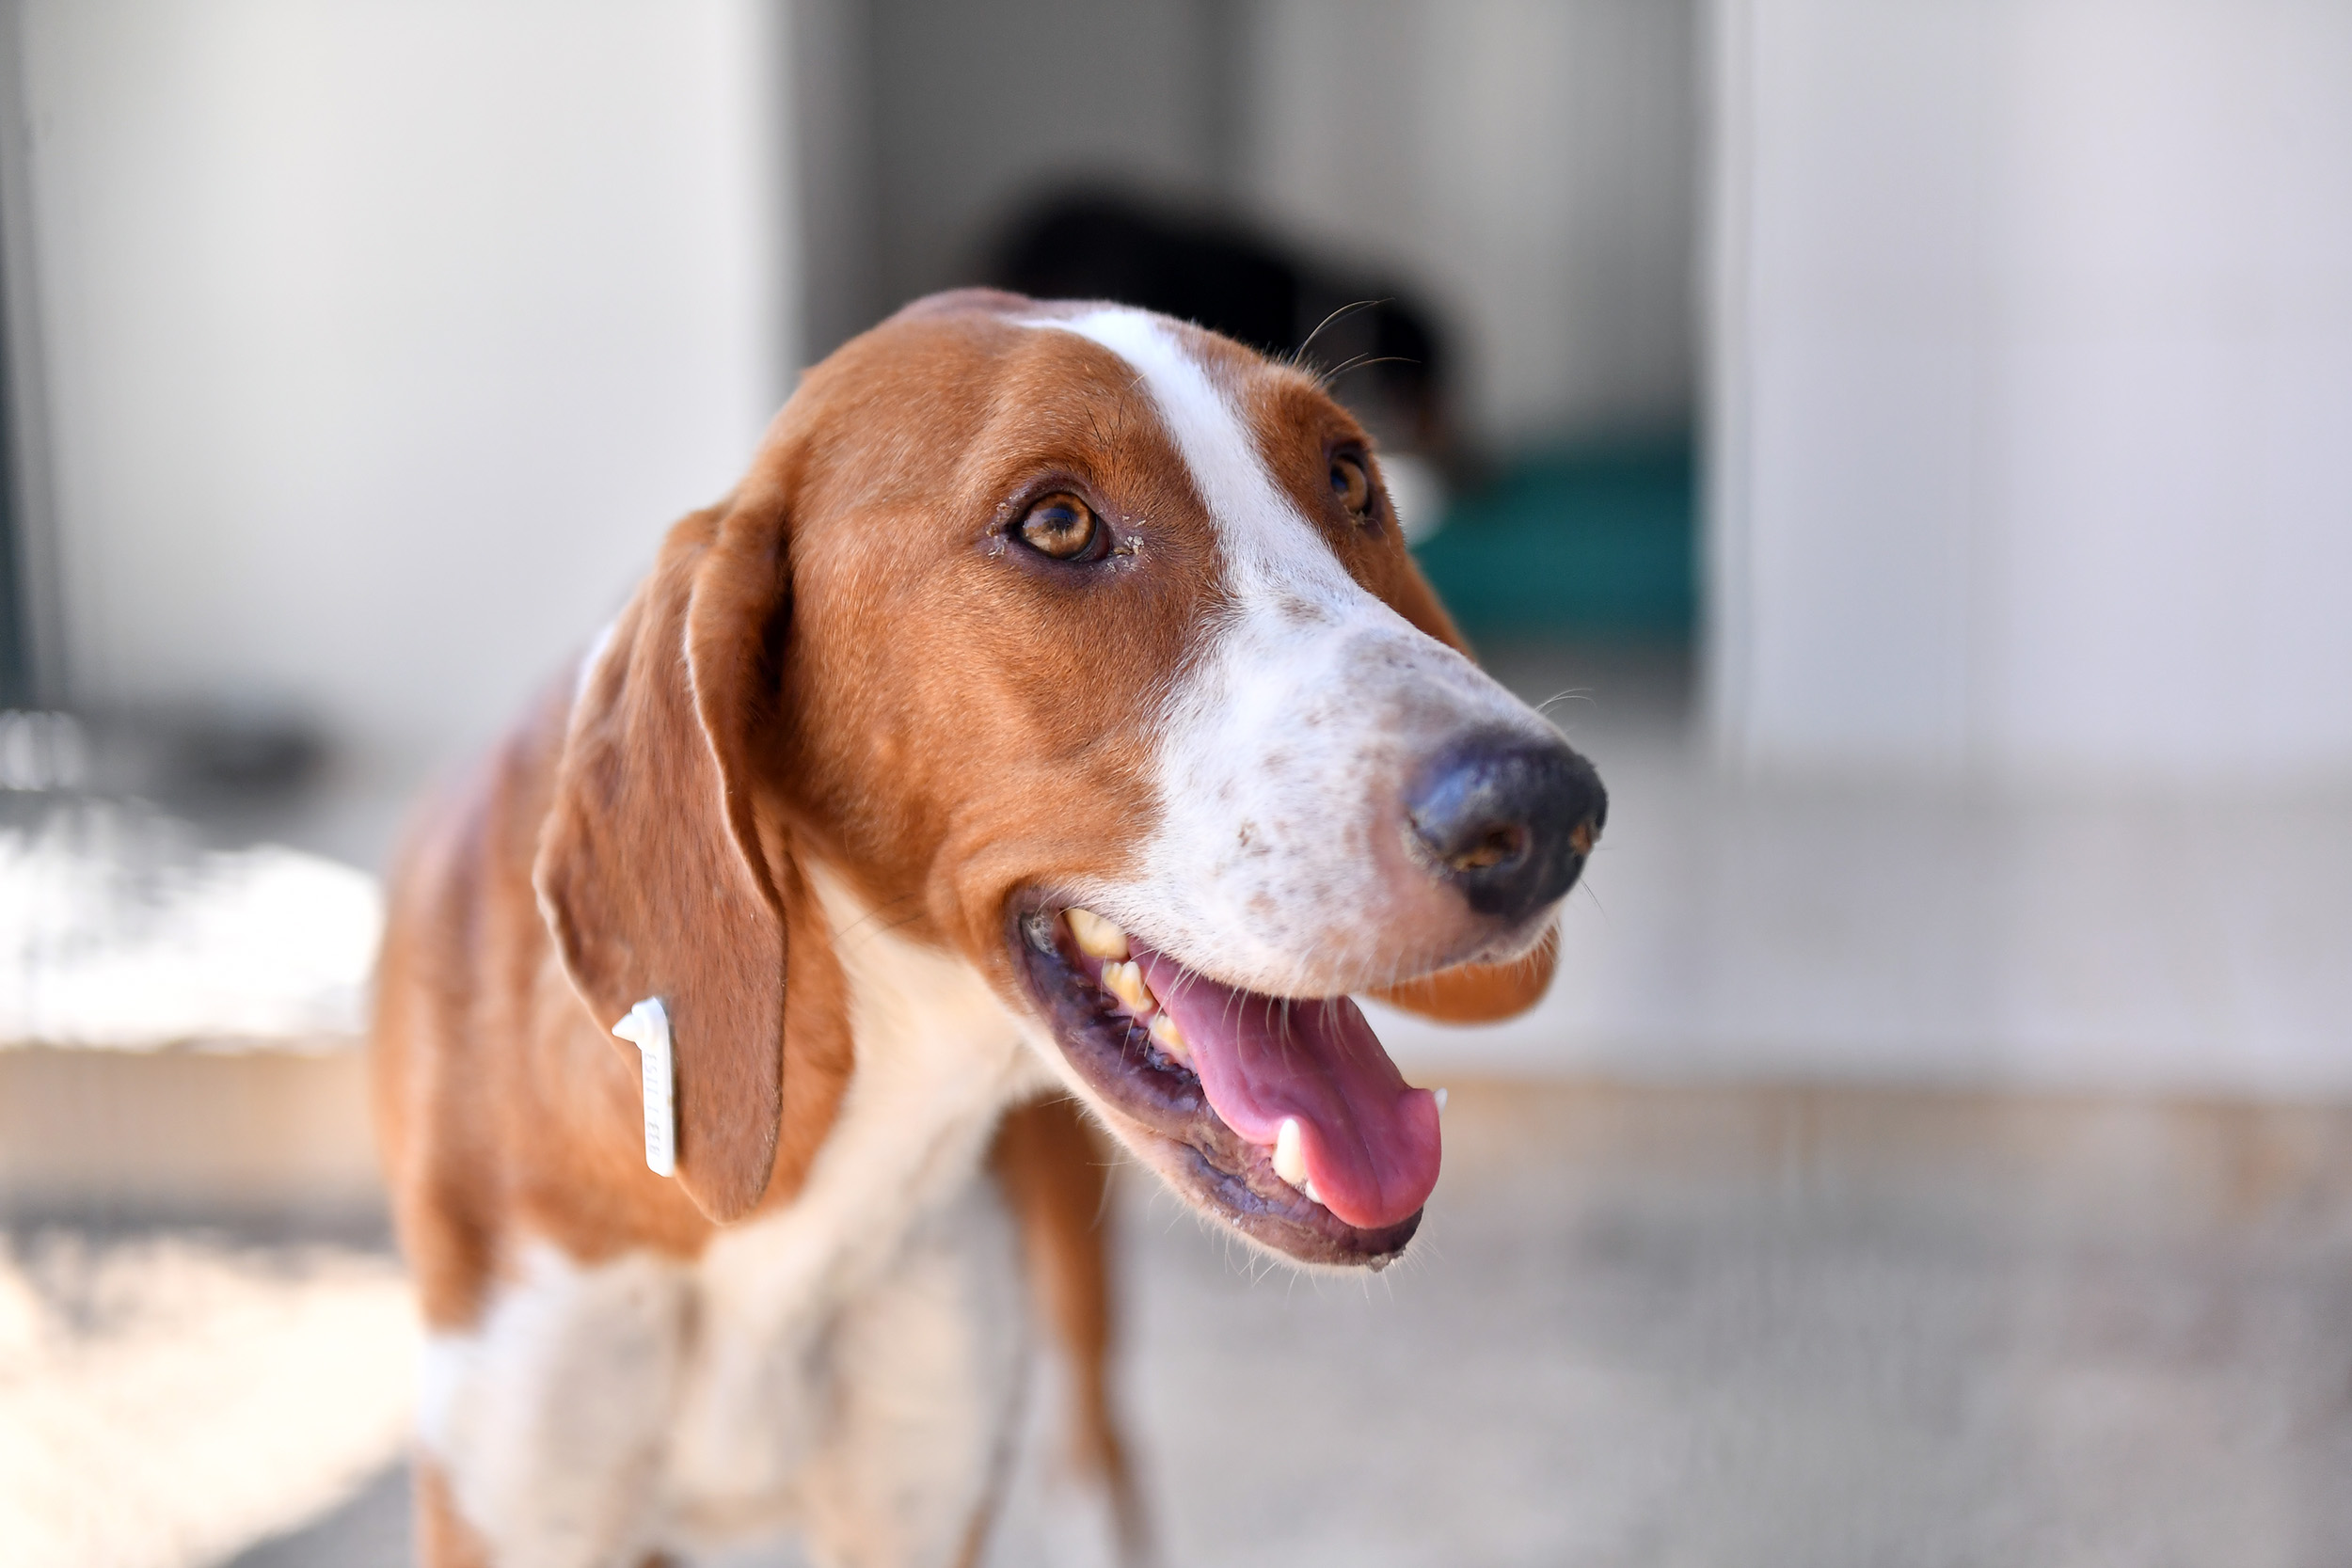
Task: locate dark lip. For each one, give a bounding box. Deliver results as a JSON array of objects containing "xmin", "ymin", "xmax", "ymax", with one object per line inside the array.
[{"xmin": 1006, "ymin": 893, "xmax": 1422, "ymax": 1269}]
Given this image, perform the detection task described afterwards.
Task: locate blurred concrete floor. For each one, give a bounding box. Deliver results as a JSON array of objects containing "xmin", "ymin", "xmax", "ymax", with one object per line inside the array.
[
  {"xmin": 161, "ymin": 1080, "xmax": 2352, "ymax": 1568},
  {"xmin": 11, "ymin": 638, "xmax": 2347, "ymax": 1565}
]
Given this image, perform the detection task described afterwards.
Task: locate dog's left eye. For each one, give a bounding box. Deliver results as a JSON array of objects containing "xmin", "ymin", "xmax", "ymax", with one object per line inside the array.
[
  {"xmin": 1016, "ymin": 494, "xmax": 1105, "ymax": 562},
  {"xmin": 1329, "ymin": 451, "xmax": 1375, "ymax": 517}
]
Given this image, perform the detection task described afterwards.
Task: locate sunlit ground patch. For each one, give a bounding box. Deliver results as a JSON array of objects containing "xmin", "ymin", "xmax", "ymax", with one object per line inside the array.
[{"xmin": 0, "ymin": 1230, "xmax": 415, "ymax": 1568}]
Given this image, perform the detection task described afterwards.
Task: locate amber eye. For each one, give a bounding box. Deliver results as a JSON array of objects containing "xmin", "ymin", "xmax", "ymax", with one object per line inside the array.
[
  {"xmin": 1016, "ymin": 493, "xmax": 1104, "ymax": 561},
  {"xmin": 1329, "ymin": 451, "xmax": 1375, "ymax": 517}
]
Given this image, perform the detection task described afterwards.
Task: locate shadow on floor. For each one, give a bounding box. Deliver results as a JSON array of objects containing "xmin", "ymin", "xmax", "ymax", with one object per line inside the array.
[{"xmin": 226, "ymin": 1466, "xmax": 411, "ymax": 1568}]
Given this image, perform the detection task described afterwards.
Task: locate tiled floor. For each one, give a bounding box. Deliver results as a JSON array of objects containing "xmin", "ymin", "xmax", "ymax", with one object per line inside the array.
[
  {"xmin": 11, "ymin": 1081, "xmax": 2332, "ymax": 1568},
  {"xmin": 1113, "ymin": 1084, "xmax": 2352, "ymax": 1568}
]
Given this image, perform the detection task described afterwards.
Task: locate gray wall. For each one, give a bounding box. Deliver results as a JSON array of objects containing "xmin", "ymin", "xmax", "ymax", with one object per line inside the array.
[
  {"xmin": 1237, "ymin": 0, "xmax": 1699, "ymax": 448},
  {"xmin": 796, "ymin": 0, "xmax": 1231, "ymax": 360},
  {"xmin": 797, "ymin": 0, "xmax": 1701, "ymax": 451}
]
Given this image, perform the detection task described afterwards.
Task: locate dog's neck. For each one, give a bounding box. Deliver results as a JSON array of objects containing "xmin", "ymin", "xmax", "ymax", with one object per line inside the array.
[
  {"xmin": 709, "ymin": 856, "xmax": 1051, "ymax": 1297},
  {"xmin": 659, "ymin": 862, "xmax": 1054, "ymax": 1510},
  {"xmin": 424, "ymin": 863, "xmax": 1055, "ymax": 1551}
]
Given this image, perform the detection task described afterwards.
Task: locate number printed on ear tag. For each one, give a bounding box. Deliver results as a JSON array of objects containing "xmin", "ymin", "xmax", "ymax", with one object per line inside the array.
[{"xmin": 612, "ymin": 998, "xmax": 675, "ymax": 1177}]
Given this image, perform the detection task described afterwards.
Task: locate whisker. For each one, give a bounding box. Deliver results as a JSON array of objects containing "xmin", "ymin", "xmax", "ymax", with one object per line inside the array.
[
  {"xmin": 1534, "ymin": 687, "xmax": 1595, "ymax": 717},
  {"xmin": 1295, "ymin": 297, "xmax": 1386, "ymax": 363},
  {"xmin": 832, "ymin": 887, "xmax": 923, "ymax": 945},
  {"xmin": 1315, "ymin": 352, "xmax": 1421, "ymax": 388}
]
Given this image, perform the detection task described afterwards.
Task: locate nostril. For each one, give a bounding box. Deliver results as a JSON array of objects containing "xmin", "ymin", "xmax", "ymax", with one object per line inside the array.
[
  {"xmin": 1405, "ymin": 728, "xmax": 1608, "ymax": 923},
  {"xmin": 1444, "ymin": 824, "xmax": 1526, "ymax": 875}
]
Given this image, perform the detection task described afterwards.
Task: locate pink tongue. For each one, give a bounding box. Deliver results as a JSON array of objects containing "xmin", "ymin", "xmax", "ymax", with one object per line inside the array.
[{"xmin": 1134, "ymin": 945, "xmax": 1440, "ymax": 1229}]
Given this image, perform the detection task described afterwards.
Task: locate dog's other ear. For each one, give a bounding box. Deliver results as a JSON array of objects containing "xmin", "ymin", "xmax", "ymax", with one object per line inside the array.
[
  {"xmin": 1374, "ymin": 926, "xmax": 1559, "ymax": 1023},
  {"xmin": 1370, "ymin": 548, "xmax": 1565, "ymax": 1023},
  {"xmin": 534, "ymin": 493, "xmax": 806, "ymax": 1222}
]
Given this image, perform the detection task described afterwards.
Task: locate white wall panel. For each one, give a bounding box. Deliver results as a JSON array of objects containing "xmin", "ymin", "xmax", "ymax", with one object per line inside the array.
[
  {"xmin": 1711, "ymin": 0, "xmax": 2352, "ymax": 784},
  {"xmin": 16, "ymin": 0, "xmax": 792, "ymax": 766}
]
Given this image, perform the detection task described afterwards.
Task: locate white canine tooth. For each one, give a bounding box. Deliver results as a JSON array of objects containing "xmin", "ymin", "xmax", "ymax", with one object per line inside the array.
[
  {"xmin": 1273, "ymin": 1117, "xmax": 1310, "ymax": 1187},
  {"xmin": 1065, "ymin": 908, "xmax": 1130, "ymax": 960},
  {"xmin": 1148, "ymin": 1008, "xmax": 1190, "ymax": 1062},
  {"xmin": 1434, "ymin": 1087, "xmax": 1449, "ymax": 1115},
  {"xmin": 1100, "ymin": 959, "xmax": 1153, "ymax": 1015},
  {"xmin": 1299, "ymin": 1178, "xmax": 1321, "ymax": 1205}
]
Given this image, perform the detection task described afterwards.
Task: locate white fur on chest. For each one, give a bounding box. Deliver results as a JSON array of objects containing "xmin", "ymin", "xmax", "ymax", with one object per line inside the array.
[
  {"xmin": 662, "ymin": 866, "xmax": 1048, "ymax": 1529},
  {"xmin": 420, "ymin": 867, "xmax": 1053, "ymax": 1565}
]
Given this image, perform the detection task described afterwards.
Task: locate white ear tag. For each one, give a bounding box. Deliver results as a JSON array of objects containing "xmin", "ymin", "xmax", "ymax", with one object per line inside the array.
[{"xmin": 611, "ymin": 998, "xmax": 675, "ymax": 1178}]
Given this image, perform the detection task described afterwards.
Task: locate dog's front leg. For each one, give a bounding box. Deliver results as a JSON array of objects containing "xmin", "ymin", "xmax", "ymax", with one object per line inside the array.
[
  {"xmin": 797, "ymin": 1180, "xmax": 1031, "ymax": 1568},
  {"xmin": 417, "ymin": 1243, "xmax": 692, "ymax": 1568}
]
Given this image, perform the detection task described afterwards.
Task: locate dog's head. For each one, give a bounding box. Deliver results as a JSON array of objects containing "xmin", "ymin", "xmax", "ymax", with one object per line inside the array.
[{"xmin": 535, "ymin": 290, "xmax": 1604, "ymax": 1266}]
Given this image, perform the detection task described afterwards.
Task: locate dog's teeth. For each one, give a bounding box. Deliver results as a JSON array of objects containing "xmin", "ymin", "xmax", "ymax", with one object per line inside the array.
[
  {"xmin": 1065, "ymin": 908, "xmax": 1130, "ymax": 960},
  {"xmin": 1100, "ymin": 958, "xmax": 1153, "ymax": 1015},
  {"xmin": 1273, "ymin": 1117, "xmax": 1310, "ymax": 1187},
  {"xmin": 1148, "ymin": 1008, "xmax": 1189, "ymax": 1062},
  {"xmin": 1299, "ymin": 1178, "xmax": 1321, "ymax": 1205},
  {"xmin": 1434, "ymin": 1087, "xmax": 1449, "ymax": 1115}
]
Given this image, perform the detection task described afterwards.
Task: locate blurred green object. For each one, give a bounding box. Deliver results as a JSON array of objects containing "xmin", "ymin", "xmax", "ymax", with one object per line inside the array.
[{"xmin": 1412, "ymin": 440, "xmax": 1695, "ymax": 639}]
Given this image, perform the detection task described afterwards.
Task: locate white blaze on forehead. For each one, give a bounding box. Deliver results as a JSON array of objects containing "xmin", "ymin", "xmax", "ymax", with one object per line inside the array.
[
  {"xmin": 1032, "ymin": 307, "xmax": 1548, "ymax": 996},
  {"xmin": 1042, "ymin": 308, "xmax": 1360, "ymax": 604}
]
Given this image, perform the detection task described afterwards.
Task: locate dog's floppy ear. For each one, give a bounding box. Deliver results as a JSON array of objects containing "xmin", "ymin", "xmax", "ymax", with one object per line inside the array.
[
  {"xmin": 534, "ymin": 492, "xmax": 807, "ymax": 1222},
  {"xmin": 1374, "ymin": 926, "xmax": 1559, "ymax": 1023},
  {"xmin": 1372, "ymin": 547, "xmax": 1564, "ymax": 1023}
]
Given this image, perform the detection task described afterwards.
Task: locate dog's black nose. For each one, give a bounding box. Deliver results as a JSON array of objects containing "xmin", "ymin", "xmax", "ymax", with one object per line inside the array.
[{"xmin": 1405, "ymin": 729, "xmax": 1607, "ymax": 923}]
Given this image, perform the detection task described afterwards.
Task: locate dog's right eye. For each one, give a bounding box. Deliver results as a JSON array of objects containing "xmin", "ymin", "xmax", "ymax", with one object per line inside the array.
[
  {"xmin": 1016, "ymin": 494, "xmax": 1105, "ymax": 562},
  {"xmin": 1329, "ymin": 451, "xmax": 1374, "ymax": 516}
]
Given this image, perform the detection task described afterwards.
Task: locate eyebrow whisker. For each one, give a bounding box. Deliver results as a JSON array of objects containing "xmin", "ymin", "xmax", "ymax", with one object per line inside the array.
[{"xmin": 1296, "ymin": 297, "xmax": 1387, "ymax": 363}]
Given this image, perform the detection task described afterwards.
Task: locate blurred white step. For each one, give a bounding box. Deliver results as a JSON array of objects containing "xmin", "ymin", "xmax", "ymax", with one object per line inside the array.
[{"xmin": 1, "ymin": 794, "xmax": 380, "ymax": 1052}]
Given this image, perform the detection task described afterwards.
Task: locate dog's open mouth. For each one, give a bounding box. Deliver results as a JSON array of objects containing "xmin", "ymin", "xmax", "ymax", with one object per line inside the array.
[{"xmin": 1012, "ymin": 901, "xmax": 1441, "ymax": 1267}]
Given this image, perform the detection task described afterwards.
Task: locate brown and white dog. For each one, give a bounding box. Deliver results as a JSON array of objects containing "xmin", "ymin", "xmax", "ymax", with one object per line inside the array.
[{"xmin": 371, "ymin": 290, "xmax": 1605, "ymax": 1567}]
